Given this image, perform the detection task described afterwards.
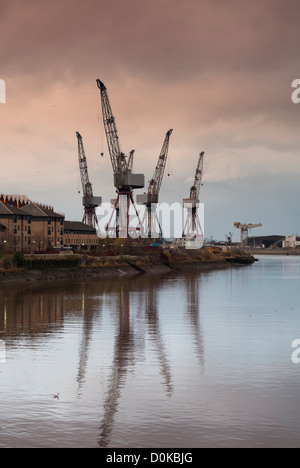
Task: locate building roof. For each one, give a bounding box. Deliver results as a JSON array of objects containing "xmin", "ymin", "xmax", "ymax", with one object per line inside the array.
[
  {"xmin": 64, "ymin": 221, "xmax": 97, "ymax": 234},
  {"xmin": 20, "ymin": 203, "xmax": 64, "ymax": 218},
  {"xmin": 0, "ymin": 201, "xmax": 30, "ymax": 216},
  {"xmin": 0, "ymin": 194, "xmax": 31, "ymax": 206}
]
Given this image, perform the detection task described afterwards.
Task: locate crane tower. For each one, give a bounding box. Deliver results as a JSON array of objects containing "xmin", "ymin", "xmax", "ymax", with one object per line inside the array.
[
  {"xmin": 76, "ymin": 131, "xmax": 102, "ymax": 229},
  {"xmin": 182, "ymin": 152, "xmax": 205, "ymax": 247},
  {"xmin": 234, "ymin": 222, "xmax": 262, "ymax": 246},
  {"xmin": 137, "ymin": 129, "xmax": 173, "ymax": 239},
  {"xmin": 96, "ymin": 79, "xmax": 145, "ymax": 238}
]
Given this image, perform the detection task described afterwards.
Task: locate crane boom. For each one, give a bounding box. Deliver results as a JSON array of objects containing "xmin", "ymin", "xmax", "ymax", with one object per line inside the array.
[
  {"xmin": 190, "ymin": 151, "xmax": 204, "ymax": 200},
  {"xmin": 96, "ymin": 79, "xmax": 128, "ymax": 175},
  {"xmin": 127, "ymin": 149, "xmax": 135, "ymax": 173},
  {"xmin": 148, "ymin": 129, "xmax": 173, "ymax": 204},
  {"xmin": 234, "ymin": 222, "xmax": 262, "ymax": 230},
  {"xmin": 76, "ymin": 131, "xmax": 93, "ymax": 200}
]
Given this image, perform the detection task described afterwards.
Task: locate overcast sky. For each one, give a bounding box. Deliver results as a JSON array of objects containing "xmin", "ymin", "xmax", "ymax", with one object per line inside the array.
[{"xmin": 0, "ymin": 0, "xmax": 300, "ymax": 240}]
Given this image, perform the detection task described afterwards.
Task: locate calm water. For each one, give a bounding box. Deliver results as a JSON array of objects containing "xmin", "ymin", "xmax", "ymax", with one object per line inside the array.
[{"xmin": 0, "ymin": 255, "xmax": 300, "ymax": 448}]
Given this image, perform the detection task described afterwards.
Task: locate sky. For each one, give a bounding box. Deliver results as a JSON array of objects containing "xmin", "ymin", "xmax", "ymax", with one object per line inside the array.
[{"xmin": 0, "ymin": 0, "xmax": 300, "ymax": 241}]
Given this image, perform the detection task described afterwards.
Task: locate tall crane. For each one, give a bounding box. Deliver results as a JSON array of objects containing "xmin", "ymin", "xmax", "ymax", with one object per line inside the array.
[
  {"xmin": 234, "ymin": 222, "xmax": 262, "ymax": 246},
  {"xmin": 137, "ymin": 129, "xmax": 173, "ymax": 239},
  {"xmin": 182, "ymin": 152, "xmax": 205, "ymax": 246},
  {"xmin": 76, "ymin": 131, "xmax": 102, "ymax": 229},
  {"xmin": 96, "ymin": 80, "xmax": 144, "ymax": 238}
]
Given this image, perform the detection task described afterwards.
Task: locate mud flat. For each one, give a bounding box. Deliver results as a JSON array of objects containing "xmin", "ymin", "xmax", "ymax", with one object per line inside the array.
[{"xmin": 0, "ymin": 249, "xmax": 257, "ymax": 285}]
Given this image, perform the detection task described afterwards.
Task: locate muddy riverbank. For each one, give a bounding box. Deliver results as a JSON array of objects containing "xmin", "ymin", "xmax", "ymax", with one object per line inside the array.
[{"xmin": 0, "ymin": 249, "xmax": 257, "ymax": 285}]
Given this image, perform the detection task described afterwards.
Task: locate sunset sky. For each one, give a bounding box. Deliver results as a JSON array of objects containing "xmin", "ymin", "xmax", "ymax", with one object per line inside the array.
[{"xmin": 1, "ymin": 0, "xmax": 300, "ymax": 240}]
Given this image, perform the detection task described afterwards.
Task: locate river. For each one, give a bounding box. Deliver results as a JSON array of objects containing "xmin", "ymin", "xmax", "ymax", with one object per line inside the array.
[{"xmin": 0, "ymin": 255, "xmax": 300, "ymax": 448}]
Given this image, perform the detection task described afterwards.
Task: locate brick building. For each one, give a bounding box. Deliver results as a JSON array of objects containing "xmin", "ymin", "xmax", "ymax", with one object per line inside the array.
[
  {"xmin": 63, "ymin": 221, "xmax": 99, "ymax": 251},
  {"xmin": 0, "ymin": 195, "xmax": 100, "ymax": 253},
  {"xmin": 20, "ymin": 203, "xmax": 64, "ymax": 251},
  {"xmin": 0, "ymin": 201, "xmax": 32, "ymax": 251}
]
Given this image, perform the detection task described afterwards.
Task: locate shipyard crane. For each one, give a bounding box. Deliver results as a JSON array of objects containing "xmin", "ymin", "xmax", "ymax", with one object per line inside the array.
[
  {"xmin": 182, "ymin": 152, "xmax": 205, "ymax": 247},
  {"xmin": 96, "ymin": 79, "xmax": 144, "ymax": 238},
  {"xmin": 137, "ymin": 129, "xmax": 173, "ymax": 239},
  {"xmin": 76, "ymin": 131, "xmax": 102, "ymax": 229},
  {"xmin": 234, "ymin": 222, "xmax": 262, "ymax": 246}
]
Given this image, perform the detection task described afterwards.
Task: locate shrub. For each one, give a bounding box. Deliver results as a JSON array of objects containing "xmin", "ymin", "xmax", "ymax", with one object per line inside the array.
[
  {"xmin": 13, "ymin": 252, "xmax": 26, "ymax": 268},
  {"xmin": 2, "ymin": 256, "xmax": 12, "ymax": 269}
]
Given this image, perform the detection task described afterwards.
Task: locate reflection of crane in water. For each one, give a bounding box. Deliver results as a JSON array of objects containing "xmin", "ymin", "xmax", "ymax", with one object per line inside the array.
[
  {"xmin": 185, "ymin": 274, "xmax": 205, "ymax": 369},
  {"xmin": 76, "ymin": 292, "xmax": 95, "ymax": 396},
  {"xmin": 76, "ymin": 284, "xmax": 106, "ymax": 396},
  {"xmin": 98, "ymin": 276, "xmax": 173, "ymax": 448},
  {"xmin": 145, "ymin": 279, "xmax": 173, "ymax": 396},
  {"xmin": 98, "ymin": 286, "xmax": 135, "ymax": 448}
]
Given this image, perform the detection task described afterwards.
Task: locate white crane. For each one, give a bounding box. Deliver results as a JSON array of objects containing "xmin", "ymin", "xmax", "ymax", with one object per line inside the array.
[
  {"xmin": 182, "ymin": 152, "xmax": 205, "ymax": 247},
  {"xmin": 234, "ymin": 222, "xmax": 262, "ymax": 246}
]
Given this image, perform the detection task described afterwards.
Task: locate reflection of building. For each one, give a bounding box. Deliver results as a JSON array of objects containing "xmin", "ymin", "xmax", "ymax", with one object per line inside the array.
[
  {"xmin": 0, "ymin": 286, "xmax": 65, "ymax": 337},
  {"xmin": 0, "ymin": 281, "xmax": 103, "ymax": 339}
]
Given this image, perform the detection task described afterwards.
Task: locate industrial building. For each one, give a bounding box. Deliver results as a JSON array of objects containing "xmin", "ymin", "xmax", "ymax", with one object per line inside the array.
[
  {"xmin": 282, "ymin": 235, "xmax": 300, "ymax": 249},
  {"xmin": 247, "ymin": 235, "xmax": 285, "ymax": 248}
]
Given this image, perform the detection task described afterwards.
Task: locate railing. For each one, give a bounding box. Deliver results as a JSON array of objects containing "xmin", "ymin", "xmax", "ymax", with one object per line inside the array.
[{"xmin": 24, "ymin": 253, "xmax": 78, "ymax": 259}]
